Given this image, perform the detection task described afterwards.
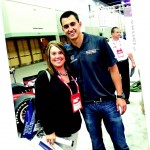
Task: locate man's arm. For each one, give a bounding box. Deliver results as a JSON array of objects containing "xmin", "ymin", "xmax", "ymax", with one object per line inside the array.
[
  {"xmin": 128, "ymin": 53, "xmax": 136, "ymax": 68},
  {"xmin": 108, "ymin": 64, "xmax": 127, "ymax": 115}
]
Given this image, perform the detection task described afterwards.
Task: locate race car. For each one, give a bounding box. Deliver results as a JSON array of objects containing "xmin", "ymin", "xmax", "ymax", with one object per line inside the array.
[{"xmin": 10, "ymin": 68, "xmax": 37, "ymax": 134}]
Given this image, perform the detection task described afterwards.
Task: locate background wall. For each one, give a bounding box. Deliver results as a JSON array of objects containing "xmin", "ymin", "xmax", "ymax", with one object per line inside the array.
[
  {"xmin": 131, "ymin": 0, "xmax": 150, "ymax": 147},
  {"xmin": 2, "ymin": 0, "xmax": 127, "ymax": 38},
  {"xmin": 0, "ymin": 1, "xmax": 19, "ymax": 149}
]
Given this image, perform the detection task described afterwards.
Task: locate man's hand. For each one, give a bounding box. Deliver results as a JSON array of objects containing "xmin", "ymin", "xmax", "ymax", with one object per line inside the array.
[
  {"xmin": 116, "ymin": 98, "xmax": 127, "ymax": 115},
  {"xmin": 131, "ymin": 61, "xmax": 136, "ymax": 68}
]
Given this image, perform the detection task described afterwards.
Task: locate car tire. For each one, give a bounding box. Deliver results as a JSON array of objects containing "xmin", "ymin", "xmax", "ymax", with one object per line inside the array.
[
  {"xmin": 12, "ymin": 83, "xmax": 27, "ymax": 94},
  {"xmin": 14, "ymin": 94, "xmax": 35, "ymax": 133}
]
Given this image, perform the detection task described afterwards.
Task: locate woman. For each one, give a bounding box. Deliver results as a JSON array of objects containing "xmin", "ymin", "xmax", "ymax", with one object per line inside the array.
[{"xmin": 35, "ymin": 41, "xmax": 82, "ymax": 150}]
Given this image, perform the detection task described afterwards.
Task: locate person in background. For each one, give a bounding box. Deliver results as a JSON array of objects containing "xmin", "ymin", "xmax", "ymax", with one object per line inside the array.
[
  {"xmin": 60, "ymin": 11, "xmax": 129, "ymax": 150},
  {"xmin": 123, "ymin": 31, "xmax": 126, "ymax": 40},
  {"xmin": 35, "ymin": 41, "xmax": 82, "ymax": 150},
  {"xmin": 109, "ymin": 27, "xmax": 136, "ymax": 104}
]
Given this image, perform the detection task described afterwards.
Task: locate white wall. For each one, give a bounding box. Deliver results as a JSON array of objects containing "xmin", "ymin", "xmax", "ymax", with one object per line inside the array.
[
  {"xmin": 131, "ymin": 0, "xmax": 150, "ymax": 147},
  {"xmin": 2, "ymin": 0, "xmax": 128, "ymax": 37},
  {"xmin": 3, "ymin": 0, "xmax": 96, "ymax": 36},
  {"xmin": 3, "ymin": 0, "xmax": 58, "ymax": 37},
  {"xmin": 124, "ymin": 15, "xmax": 140, "ymax": 82},
  {"xmin": 0, "ymin": 0, "xmax": 19, "ymax": 149}
]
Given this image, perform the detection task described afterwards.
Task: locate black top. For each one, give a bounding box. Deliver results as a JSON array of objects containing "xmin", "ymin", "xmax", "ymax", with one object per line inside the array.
[
  {"xmin": 35, "ymin": 70, "xmax": 82, "ymax": 137},
  {"xmin": 66, "ymin": 32, "xmax": 117, "ymax": 100}
]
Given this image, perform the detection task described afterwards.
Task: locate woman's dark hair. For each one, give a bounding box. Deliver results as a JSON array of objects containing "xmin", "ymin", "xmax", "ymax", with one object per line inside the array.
[
  {"xmin": 60, "ymin": 11, "xmax": 79, "ymax": 25},
  {"xmin": 45, "ymin": 40, "xmax": 71, "ymax": 75}
]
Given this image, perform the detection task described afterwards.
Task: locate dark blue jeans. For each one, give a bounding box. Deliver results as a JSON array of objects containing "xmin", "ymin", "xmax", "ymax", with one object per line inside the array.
[{"xmin": 81, "ymin": 100, "xmax": 129, "ymax": 150}]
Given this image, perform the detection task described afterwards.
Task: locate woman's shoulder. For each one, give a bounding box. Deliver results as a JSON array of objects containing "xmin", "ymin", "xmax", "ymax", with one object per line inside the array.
[
  {"xmin": 36, "ymin": 70, "xmax": 49, "ymax": 84},
  {"xmin": 37, "ymin": 70, "xmax": 47, "ymax": 76},
  {"xmin": 37, "ymin": 70, "xmax": 51, "ymax": 79}
]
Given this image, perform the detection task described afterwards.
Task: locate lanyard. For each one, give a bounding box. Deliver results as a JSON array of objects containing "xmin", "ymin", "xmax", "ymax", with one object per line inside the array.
[
  {"xmin": 58, "ymin": 75, "xmax": 79, "ymax": 95},
  {"xmin": 112, "ymin": 39, "xmax": 121, "ymax": 50}
]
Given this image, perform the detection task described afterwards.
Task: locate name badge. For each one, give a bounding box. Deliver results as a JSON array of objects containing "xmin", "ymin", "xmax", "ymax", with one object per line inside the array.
[
  {"xmin": 71, "ymin": 92, "xmax": 83, "ymax": 113},
  {"xmin": 117, "ymin": 49, "xmax": 124, "ymax": 58}
]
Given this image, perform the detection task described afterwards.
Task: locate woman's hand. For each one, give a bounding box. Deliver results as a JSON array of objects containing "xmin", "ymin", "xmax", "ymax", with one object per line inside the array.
[{"xmin": 46, "ymin": 132, "xmax": 56, "ymax": 145}]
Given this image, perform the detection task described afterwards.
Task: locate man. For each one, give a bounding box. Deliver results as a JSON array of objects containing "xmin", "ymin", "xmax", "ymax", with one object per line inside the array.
[
  {"xmin": 60, "ymin": 11, "xmax": 129, "ymax": 150},
  {"xmin": 109, "ymin": 27, "xmax": 136, "ymax": 104}
]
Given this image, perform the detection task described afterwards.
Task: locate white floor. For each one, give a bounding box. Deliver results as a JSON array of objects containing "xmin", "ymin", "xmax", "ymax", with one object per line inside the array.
[{"xmin": 10, "ymin": 61, "xmax": 150, "ymax": 150}]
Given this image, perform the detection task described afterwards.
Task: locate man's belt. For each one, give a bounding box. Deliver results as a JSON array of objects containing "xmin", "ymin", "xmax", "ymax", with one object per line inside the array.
[
  {"xmin": 83, "ymin": 96, "xmax": 116, "ymax": 104},
  {"xmin": 118, "ymin": 58, "xmax": 128, "ymax": 62}
]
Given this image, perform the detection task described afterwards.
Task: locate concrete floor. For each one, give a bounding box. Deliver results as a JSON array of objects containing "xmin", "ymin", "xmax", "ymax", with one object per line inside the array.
[{"xmin": 10, "ymin": 61, "xmax": 150, "ymax": 150}]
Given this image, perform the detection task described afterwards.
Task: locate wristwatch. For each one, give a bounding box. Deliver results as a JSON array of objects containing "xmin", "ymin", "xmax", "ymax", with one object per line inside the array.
[{"xmin": 117, "ymin": 93, "xmax": 125, "ymax": 99}]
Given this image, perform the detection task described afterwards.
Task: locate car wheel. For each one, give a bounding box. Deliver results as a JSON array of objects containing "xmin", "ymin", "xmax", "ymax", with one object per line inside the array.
[
  {"xmin": 14, "ymin": 94, "xmax": 35, "ymax": 133},
  {"xmin": 12, "ymin": 83, "xmax": 27, "ymax": 94}
]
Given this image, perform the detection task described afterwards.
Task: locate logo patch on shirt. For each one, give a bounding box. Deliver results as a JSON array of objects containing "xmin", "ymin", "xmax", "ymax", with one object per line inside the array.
[
  {"xmin": 86, "ymin": 49, "xmax": 97, "ymax": 55},
  {"xmin": 70, "ymin": 55, "xmax": 77, "ymax": 63},
  {"xmin": 70, "ymin": 55, "xmax": 74, "ymax": 61}
]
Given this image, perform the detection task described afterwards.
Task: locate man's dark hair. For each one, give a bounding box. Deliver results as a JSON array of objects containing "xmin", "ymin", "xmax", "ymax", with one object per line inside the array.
[
  {"xmin": 60, "ymin": 11, "xmax": 79, "ymax": 25},
  {"xmin": 111, "ymin": 27, "xmax": 119, "ymax": 34}
]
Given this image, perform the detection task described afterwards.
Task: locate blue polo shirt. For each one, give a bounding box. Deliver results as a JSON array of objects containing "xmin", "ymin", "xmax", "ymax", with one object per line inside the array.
[{"xmin": 66, "ymin": 32, "xmax": 117, "ymax": 100}]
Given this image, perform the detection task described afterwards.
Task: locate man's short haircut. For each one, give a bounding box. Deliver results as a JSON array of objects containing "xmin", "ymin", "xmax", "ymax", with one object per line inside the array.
[
  {"xmin": 60, "ymin": 11, "xmax": 79, "ymax": 25},
  {"xmin": 111, "ymin": 27, "xmax": 119, "ymax": 34}
]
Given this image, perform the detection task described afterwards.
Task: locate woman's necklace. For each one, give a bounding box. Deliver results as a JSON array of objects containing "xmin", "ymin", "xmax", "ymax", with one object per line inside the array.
[{"xmin": 58, "ymin": 70, "xmax": 68, "ymax": 76}]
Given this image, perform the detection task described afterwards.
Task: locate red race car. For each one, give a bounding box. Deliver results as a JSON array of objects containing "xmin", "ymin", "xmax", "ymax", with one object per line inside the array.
[{"xmin": 10, "ymin": 68, "xmax": 37, "ymax": 134}]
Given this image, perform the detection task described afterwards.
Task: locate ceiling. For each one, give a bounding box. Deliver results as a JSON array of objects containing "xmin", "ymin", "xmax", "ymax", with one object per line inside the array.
[
  {"xmin": 99, "ymin": 0, "xmax": 130, "ymax": 6},
  {"xmin": 95, "ymin": 0, "xmax": 131, "ymax": 15}
]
